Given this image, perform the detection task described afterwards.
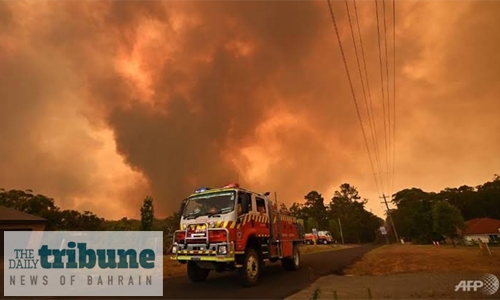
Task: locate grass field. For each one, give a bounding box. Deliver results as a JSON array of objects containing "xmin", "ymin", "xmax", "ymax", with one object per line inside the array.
[
  {"xmin": 344, "ymin": 244, "xmax": 500, "ymax": 276},
  {"xmin": 164, "ymin": 244, "xmax": 352, "ymax": 278}
]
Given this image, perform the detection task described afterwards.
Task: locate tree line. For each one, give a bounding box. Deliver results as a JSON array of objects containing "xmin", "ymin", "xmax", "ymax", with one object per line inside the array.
[
  {"xmin": 0, "ymin": 189, "xmax": 180, "ymax": 253},
  {"xmin": 0, "ymin": 184, "xmax": 383, "ymax": 248},
  {"xmin": 388, "ymin": 174, "xmax": 500, "ymax": 244},
  {"xmin": 1, "ymin": 174, "xmax": 498, "ymax": 248},
  {"xmin": 288, "ymin": 183, "xmax": 384, "ymax": 244}
]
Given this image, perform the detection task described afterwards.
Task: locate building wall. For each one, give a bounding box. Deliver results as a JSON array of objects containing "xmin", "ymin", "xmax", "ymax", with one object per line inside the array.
[
  {"xmin": 0, "ymin": 223, "xmax": 46, "ymax": 231},
  {"xmin": 0, "ymin": 223, "xmax": 46, "ymax": 256}
]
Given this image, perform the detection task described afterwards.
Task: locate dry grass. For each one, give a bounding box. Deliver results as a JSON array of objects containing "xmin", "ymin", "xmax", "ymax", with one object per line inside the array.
[
  {"xmin": 344, "ymin": 244, "xmax": 500, "ymax": 276},
  {"xmin": 299, "ymin": 244, "xmax": 353, "ymax": 255}
]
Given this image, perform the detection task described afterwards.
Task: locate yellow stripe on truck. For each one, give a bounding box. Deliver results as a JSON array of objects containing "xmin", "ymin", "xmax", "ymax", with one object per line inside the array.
[{"xmin": 174, "ymin": 256, "xmax": 235, "ymax": 262}]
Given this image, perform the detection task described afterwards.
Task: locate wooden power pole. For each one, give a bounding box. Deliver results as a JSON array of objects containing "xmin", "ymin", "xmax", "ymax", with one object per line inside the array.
[
  {"xmin": 338, "ymin": 218, "xmax": 345, "ymax": 245},
  {"xmin": 381, "ymin": 194, "xmax": 399, "ymax": 243}
]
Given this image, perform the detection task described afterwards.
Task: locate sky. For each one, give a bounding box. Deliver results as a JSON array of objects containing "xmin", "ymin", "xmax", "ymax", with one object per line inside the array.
[{"xmin": 1, "ymin": 0, "xmax": 499, "ymax": 220}]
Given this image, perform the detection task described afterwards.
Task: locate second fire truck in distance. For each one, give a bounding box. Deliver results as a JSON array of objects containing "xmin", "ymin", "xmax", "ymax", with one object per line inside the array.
[
  {"xmin": 305, "ymin": 230, "xmax": 334, "ymax": 244},
  {"xmin": 171, "ymin": 183, "xmax": 305, "ymax": 287}
]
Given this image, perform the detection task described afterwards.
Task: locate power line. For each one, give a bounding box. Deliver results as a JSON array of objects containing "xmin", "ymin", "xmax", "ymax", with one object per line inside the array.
[
  {"xmin": 374, "ymin": 0, "xmax": 390, "ymax": 196},
  {"xmin": 352, "ymin": 0, "xmax": 385, "ymax": 195},
  {"xmin": 391, "ymin": 0, "xmax": 397, "ymax": 197},
  {"xmin": 326, "ymin": 0, "xmax": 380, "ymax": 197},
  {"xmin": 343, "ymin": 0, "xmax": 382, "ymax": 195},
  {"xmin": 382, "ymin": 0, "xmax": 392, "ymax": 196}
]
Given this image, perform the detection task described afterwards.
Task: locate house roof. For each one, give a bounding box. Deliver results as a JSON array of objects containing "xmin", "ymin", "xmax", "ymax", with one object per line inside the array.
[
  {"xmin": 0, "ymin": 206, "xmax": 47, "ymax": 223},
  {"xmin": 463, "ymin": 217, "xmax": 500, "ymax": 235}
]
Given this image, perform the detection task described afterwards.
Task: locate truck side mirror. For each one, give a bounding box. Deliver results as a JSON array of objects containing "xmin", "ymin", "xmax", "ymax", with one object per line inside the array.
[{"xmin": 179, "ymin": 199, "xmax": 187, "ymax": 217}]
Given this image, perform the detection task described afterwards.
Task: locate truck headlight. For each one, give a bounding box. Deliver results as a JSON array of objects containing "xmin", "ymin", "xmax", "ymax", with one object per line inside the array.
[
  {"xmin": 218, "ymin": 245, "xmax": 227, "ymax": 255},
  {"xmin": 172, "ymin": 245, "xmax": 177, "ymax": 254}
]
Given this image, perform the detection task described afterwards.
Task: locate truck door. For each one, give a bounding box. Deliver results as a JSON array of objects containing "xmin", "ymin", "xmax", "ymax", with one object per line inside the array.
[{"xmin": 255, "ymin": 197, "xmax": 269, "ymax": 235}]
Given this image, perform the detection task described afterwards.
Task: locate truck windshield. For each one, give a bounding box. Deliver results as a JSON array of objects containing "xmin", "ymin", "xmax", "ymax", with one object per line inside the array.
[{"xmin": 183, "ymin": 191, "xmax": 236, "ymax": 219}]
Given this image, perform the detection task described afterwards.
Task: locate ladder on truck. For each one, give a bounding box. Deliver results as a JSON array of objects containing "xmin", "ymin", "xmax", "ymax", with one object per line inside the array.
[{"xmin": 267, "ymin": 195, "xmax": 282, "ymax": 258}]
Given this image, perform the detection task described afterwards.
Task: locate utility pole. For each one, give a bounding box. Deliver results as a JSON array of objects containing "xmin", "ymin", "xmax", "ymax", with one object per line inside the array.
[
  {"xmin": 381, "ymin": 194, "xmax": 399, "ymax": 243},
  {"xmin": 274, "ymin": 192, "xmax": 278, "ymax": 207},
  {"xmin": 338, "ymin": 218, "xmax": 344, "ymax": 245}
]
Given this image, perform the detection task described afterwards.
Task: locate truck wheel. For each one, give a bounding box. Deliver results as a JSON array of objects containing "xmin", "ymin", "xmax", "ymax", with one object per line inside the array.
[
  {"xmin": 237, "ymin": 248, "xmax": 260, "ymax": 287},
  {"xmin": 323, "ymin": 240, "xmax": 328, "ymax": 245},
  {"xmin": 187, "ymin": 261, "xmax": 210, "ymax": 282},
  {"xmin": 282, "ymin": 244, "xmax": 300, "ymax": 271}
]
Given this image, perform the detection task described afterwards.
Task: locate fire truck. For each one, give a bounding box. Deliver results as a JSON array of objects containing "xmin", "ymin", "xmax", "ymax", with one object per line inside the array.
[
  {"xmin": 170, "ymin": 183, "xmax": 305, "ymax": 287},
  {"xmin": 305, "ymin": 230, "xmax": 333, "ymax": 245}
]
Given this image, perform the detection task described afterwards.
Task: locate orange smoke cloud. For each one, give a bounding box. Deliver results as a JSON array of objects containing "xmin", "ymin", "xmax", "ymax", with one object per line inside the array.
[{"xmin": 1, "ymin": 0, "xmax": 499, "ymax": 220}]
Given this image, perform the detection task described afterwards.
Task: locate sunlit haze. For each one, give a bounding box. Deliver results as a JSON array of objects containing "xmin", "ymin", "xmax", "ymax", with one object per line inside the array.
[{"xmin": 1, "ymin": 0, "xmax": 499, "ymax": 220}]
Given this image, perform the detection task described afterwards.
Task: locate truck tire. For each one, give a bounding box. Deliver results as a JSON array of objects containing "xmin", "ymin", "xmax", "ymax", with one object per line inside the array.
[
  {"xmin": 282, "ymin": 244, "xmax": 300, "ymax": 271},
  {"xmin": 323, "ymin": 240, "xmax": 328, "ymax": 245},
  {"xmin": 187, "ymin": 261, "xmax": 210, "ymax": 282},
  {"xmin": 237, "ymin": 248, "xmax": 260, "ymax": 287}
]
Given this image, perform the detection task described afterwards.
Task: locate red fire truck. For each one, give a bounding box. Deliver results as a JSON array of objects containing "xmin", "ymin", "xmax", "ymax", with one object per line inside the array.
[
  {"xmin": 171, "ymin": 183, "xmax": 305, "ymax": 287},
  {"xmin": 305, "ymin": 230, "xmax": 333, "ymax": 245}
]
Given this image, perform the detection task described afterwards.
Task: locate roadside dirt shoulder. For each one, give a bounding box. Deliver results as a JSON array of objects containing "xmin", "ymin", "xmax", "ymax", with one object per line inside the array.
[{"xmin": 285, "ymin": 272, "xmax": 498, "ymax": 299}]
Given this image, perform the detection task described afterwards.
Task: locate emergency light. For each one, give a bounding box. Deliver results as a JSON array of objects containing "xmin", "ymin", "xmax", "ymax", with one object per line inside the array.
[
  {"xmin": 223, "ymin": 183, "xmax": 240, "ymax": 188},
  {"xmin": 195, "ymin": 187, "xmax": 210, "ymax": 193}
]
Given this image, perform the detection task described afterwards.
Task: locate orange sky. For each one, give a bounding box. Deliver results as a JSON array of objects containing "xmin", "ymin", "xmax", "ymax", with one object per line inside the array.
[{"xmin": 1, "ymin": 0, "xmax": 499, "ymax": 220}]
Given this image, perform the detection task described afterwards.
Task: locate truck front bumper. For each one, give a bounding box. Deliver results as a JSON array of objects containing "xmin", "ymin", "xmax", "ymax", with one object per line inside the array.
[{"xmin": 170, "ymin": 243, "xmax": 235, "ymax": 262}]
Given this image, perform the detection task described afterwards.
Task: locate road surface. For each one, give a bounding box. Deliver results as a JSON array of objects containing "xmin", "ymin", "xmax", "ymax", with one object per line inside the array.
[
  {"xmin": 0, "ymin": 244, "xmax": 377, "ymax": 299},
  {"xmin": 162, "ymin": 244, "xmax": 378, "ymax": 299}
]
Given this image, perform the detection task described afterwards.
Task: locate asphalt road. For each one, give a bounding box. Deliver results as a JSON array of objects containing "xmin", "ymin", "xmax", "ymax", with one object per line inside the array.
[
  {"xmin": 1, "ymin": 244, "xmax": 377, "ymax": 299},
  {"xmin": 163, "ymin": 244, "xmax": 378, "ymax": 299}
]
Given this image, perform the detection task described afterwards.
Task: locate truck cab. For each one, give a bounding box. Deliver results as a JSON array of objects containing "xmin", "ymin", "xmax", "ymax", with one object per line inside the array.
[{"xmin": 317, "ymin": 231, "xmax": 333, "ymax": 244}]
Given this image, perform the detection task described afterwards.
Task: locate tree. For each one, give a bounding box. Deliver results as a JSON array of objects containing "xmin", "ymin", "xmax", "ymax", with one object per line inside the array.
[
  {"xmin": 59, "ymin": 210, "xmax": 104, "ymax": 231},
  {"xmin": 0, "ymin": 189, "xmax": 61, "ymax": 230},
  {"xmin": 328, "ymin": 183, "xmax": 382, "ymax": 243},
  {"xmin": 105, "ymin": 217, "xmax": 140, "ymax": 231},
  {"xmin": 303, "ymin": 191, "xmax": 328, "ymax": 229},
  {"xmin": 391, "ymin": 188, "xmax": 437, "ymax": 243},
  {"xmin": 327, "ymin": 218, "xmax": 340, "ymax": 242},
  {"xmin": 432, "ymin": 200, "xmax": 465, "ymax": 245},
  {"xmin": 289, "ymin": 202, "xmax": 307, "ymax": 220},
  {"xmin": 333, "ymin": 183, "xmax": 363, "ymax": 203},
  {"xmin": 140, "ymin": 196, "xmax": 155, "ymax": 231},
  {"xmin": 306, "ymin": 217, "xmax": 317, "ymax": 233},
  {"xmin": 0, "ymin": 188, "xmax": 108, "ymax": 231}
]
